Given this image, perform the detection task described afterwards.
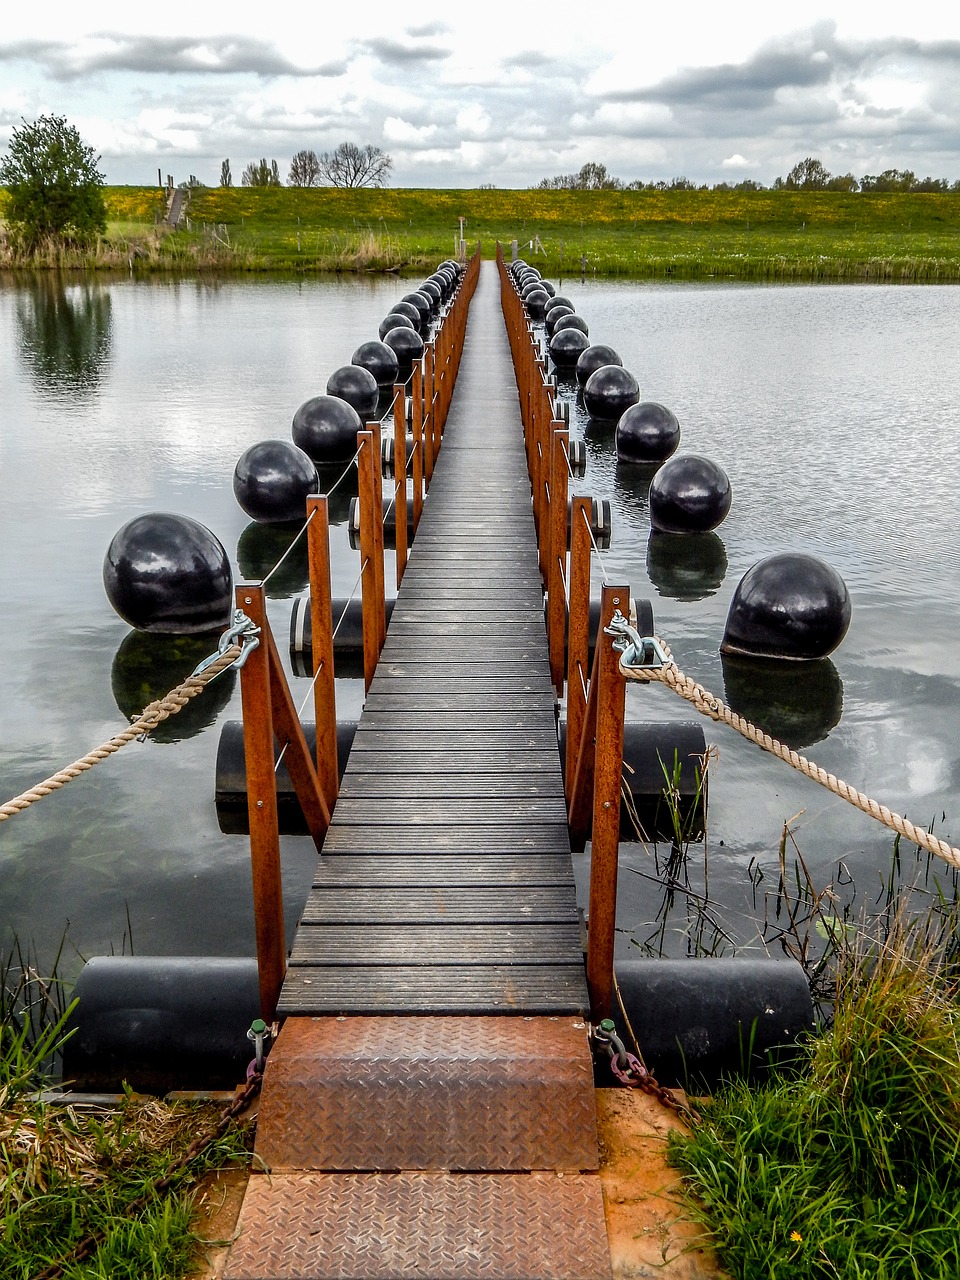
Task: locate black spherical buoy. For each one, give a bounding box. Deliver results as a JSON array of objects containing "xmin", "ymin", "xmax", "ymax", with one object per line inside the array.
[
  {"xmin": 649, "ymin": 455, "xmax": 731, "ymax": 534},
  {"xmin": 326, "ymin": 365, "xmax": 379, "ymax": 420},
  {"xmin": 384, "ymin": 325, "xmax": 426, "ymax": 375},
  {"xmin": 401, "ymin": 292, "xmax": 432, "ymax": 326},
  {"xmin": 292, "ymin": 395, "xmax": 362, "ymax": 464},
  {"xmin": 539, "ymin": 280, "xmax": 556, "ymax": 298},
  {"xmin": 545, "ymin": 305, "xmax": 575, "ymax": 337},
  {"xmin": 352, "ymin": 341, "xmax": 400, "ymax": 390},
  {"xmin": 418, "ymin": 280, "xmax": 442, "ymax": 310},
  {"xmin": 616, "ymin": 402, "xmax": 681, "ymax": 464},
  {"xmin": 583, "ymin": 365, "xmax": 640, "ymax": 421},
  {"xmin": 552, "ymin": 313, "xmax": 589, "ymax": 338},
  {"xmin": 233, "ymin": 439, "xmax": 318, "ymax": 525},
  {"xmin": 390, "ymin": 301, "xmax": 423, "ymax": 333},
  {"xmin": 549, "ymin": 327, "xmax": 591, "ymax": 368},
  {"xmin": 379, "ymin": 312, "xmax": 416, "ymax": 341},
  {"xmin": 721, "ymin": 553, "xmax": 851, "ymax": 661},
  {"xmin": 524, "ymin": 288, "xmax": 550, "ymax": 320},
  {"xmin": 103, "ymin": 513, "xmax": 232, "ymax": 635},
  {"xmin": 544, "ymin": 295, "xmax": 574, "ymax": 315},
  {"xmin": 577, "ymin": 345, "xmax": 622, "ymax": 387}
]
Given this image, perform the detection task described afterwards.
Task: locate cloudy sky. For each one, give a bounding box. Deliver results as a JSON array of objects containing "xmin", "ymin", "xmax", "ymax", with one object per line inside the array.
[{"xmin": 2, "ymin": 0, "xmax": 960, "ymax": 188}]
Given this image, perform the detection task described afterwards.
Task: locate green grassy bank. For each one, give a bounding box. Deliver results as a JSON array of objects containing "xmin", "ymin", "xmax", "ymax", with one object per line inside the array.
[{"xmin": 5, "ymin": 186, "xmax": 960, "ymax": 280}]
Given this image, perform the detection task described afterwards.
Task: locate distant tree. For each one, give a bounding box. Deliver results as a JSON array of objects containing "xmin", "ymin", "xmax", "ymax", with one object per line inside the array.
[
  {"xmin": 537, "ymin": 162, "xmax": 622, "ymax": 191},
  {"xmin": 242, "ymin": 158, "xmax": 282, "ymax": 187},
  {"xmin": 860, "ymin": 168, "xmax": 917, "ymax": 192},
  {"xmin": 220, "ymin": 159, "xmax": 233, "ymax": 187},
  {"xmin": 318, "ymin": 143, "xmax": 392, "ymax": 188},
  {"xmin": 0, "ymin": 113, "xmax": 106, "ymax": 251},
  {"xmin": 178, "ymin": 174, "xmax": 205, "ymax": 190},
  {"xmin": 778, "ymin": 157, "xmax": 832, "ymax": 190},
  {"xmin": 733, "ymin": 179, "xmax": 766, "ymax": 191},
  {"xmin": 825, "ymin": 173, "xmax": 859, "ymax": 192},
  {"xmin": 913, "ymin": 176, "xmax": 951, "ymax": 192},
  {"xmin": 668, "ymin": 176, "xmax": 697, "ymax": 190},
  {"xmin": 289, "ymin": 149, "xmax": 321, "ymax": 187}
]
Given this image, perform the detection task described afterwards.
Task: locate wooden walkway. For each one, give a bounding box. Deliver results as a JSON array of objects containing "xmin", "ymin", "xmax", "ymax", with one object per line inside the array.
[{"xmin": 278, "ymin": 260, "xmax": 588, "ymax": 1019}]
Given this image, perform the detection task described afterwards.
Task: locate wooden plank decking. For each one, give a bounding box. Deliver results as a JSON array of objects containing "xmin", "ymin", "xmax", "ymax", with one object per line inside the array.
[{"xmin": 278, "ymin": 261, "xmax": 588, "ymax": 1018}]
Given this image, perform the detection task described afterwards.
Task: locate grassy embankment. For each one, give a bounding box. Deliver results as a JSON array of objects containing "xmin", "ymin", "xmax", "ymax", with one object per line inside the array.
[{"xmin": 3, "ymin": 185, "xmax": 960, "ymax": 280}]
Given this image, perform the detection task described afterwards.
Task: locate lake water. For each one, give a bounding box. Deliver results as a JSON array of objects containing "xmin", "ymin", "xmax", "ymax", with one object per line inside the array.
[{"xmin": 2, "ymin": 270, "xmax": 959, "ymax": 977}]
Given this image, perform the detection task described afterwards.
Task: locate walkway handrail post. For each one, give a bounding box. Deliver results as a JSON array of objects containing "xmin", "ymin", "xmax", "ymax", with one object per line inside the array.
[
  {"xmin": 411, "ymin": 409, "xmax": 425, "ymax": 531},
  {"xmin": 358, "ymin": 428, "xmax": 386, "ymax": 691},
  {"xmin": 306, "ymin": 496, "xmax": 339, "ymax": 808},
  {"xmin": 585, "ymin": 582, "xmax": 628, "ymax": 1023},
  {"xmin": 565, "ymin": 497, "xmax": 593, "ymax": 810},
  {"xmin": 547, "ymin": 426, "xmax": 569, "ymax": 695},
  {"xmin": 392, "ymin": 389, "xmax": 409, "ymax": 587},
  {"xmin": 415, "ymin": 361, "xmax": 433, "ymax": 487},
  {"xmin": 424, "ymin": 342, "xmax": 437, "ymax": 458}
]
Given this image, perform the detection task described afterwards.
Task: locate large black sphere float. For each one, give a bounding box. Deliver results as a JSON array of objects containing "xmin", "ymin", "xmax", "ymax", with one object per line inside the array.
[
  {"xmin": 401, "ymin": 292, "xmax": 432, "ymax": 327},
  {"xmin": 418, "ymin": 280, "xmax": 442, "ymax": 310},
  {"xmin": 549, "ymin": 327, "xmax": 591, "ymax": 369},
  {"xmin": 384, "ymin": 325, "xmax": 425, "ymax": 376},
  {"xmin": 544, "ymin": 295, "xmax": 574, "ymax": 315},
  {"xmin": 523, "ymin": 288, "xmax": 550, "ymax": 320},
  {"xmin": 233, "ymin": 439, "xmax": 318, "ymax": 525},
  {"xmin": 544, "ymin": 305, "xmax": 575, "ymax": 337},
  {"xmin": 352, "ymin": 340, "xmax": 399, "ymax": 390},
  {"xmin": 326, "ymin": 364, "xmax": 379, "ymax": 420},
  {"xmin": 584, "ymin": 364, "xmax": 640, "ymax": 421},
  {"xmin": 539, "ymin": 280, "xmax": 557, "ymax": 298},
  {"xmin": 552, "ymin": 313, "xmax": 589, "ymax": 338},
  {"xmin": 721, "ymin": 553, "xmax": 851, "ymax": 661},
  {"xmin": 649, "ymin": 454, "xmax": 731, "ymax": 534},
  {"xmin": 104, "ymin": 513, "xmax": 232, "ymax": 635},
  {"xmin": 577, "ymin": 344, "xmax": 622, "ymax": 387},
  {"xmin": 379, "ymin": 311, "xmax": 416, "ymax": 341},
  {"xmin": 616, "ymin": 402, "xmax": 681, "ymax": 464},
  {"xmin": 392, "ymin": 300, "xmax": 424, "ymax": 332},
  {"xmin": 292, "ymin": 394, "xmax": 362, "ymax": 464}
]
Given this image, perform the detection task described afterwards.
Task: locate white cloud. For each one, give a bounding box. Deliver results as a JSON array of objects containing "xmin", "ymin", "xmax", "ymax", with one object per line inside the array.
[
  {"xmin": 721, "ymin": 153, "xmax": 758, "ymax": 169},
  {"xmin": 383, "ymin": 117, "xmax": 439, "ymax": 144}
]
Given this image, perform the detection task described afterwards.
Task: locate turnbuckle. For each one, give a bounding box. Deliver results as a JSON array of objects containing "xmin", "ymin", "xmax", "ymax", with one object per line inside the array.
[{"xmin": 604, "ymin": 610, "xmax": 668, "ymax": 672}]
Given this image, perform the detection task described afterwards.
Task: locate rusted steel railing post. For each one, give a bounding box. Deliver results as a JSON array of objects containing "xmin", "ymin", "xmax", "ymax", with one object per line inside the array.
[
  {"xmin": 357, "ymin": 429, "xmax": 386, "ymax": 691},
  {"xmin": 547, "ymin": 427, "xmax": 569, "ymax": 695},
  {"xmin": 392, "ymin": 387, "xmax": 409, "ymax": 586},
  {"xmin": 586, "ymin": 582, "xmax": 628, "ymax": 1023},
  {"xmin": 565, "ymin": 496, "xmax": 592, "ymax": 812},
  {"xmin": 414, "ymin": 361, "xmax": 433, "ymax": 487},
  {"xmin": 411, "ymin": 413, "xmax": 425, "ymax": 532},
  {"xmin": 306, "ymin": 496, "xmax": 338, "ymax": 809}
]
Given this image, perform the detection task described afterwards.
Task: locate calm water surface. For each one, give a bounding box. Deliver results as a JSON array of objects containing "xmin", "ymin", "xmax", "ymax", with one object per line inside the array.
[{"xmin": 1, "ymin": 272, "xmax": 959, "ymax": 973}]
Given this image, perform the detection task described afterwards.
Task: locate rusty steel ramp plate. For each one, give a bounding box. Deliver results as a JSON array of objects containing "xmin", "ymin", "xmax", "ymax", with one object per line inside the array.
[
  {"xmin": 255, "ymin": 1016, "xmax": 598, "ymax": 1172},
  {"xmin": 223, "ymin": 1171, "xmax": 612, "ymax": 1280}
]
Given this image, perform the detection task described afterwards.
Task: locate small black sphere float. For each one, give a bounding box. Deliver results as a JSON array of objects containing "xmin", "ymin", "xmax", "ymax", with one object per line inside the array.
[
  {"xmin": 577, "ymin": 344, "xmax": 622, "ymax": 387},
  {"xmin": 583, "ymin": 364, "xmax": 640, "ymax": 421},
  {"xmin": 721, "ymin": 553, "xmax": 851, "ymax": 661},
  {"xmin": 544, "ymin": 295, "xmax": 574, "ymax": 315},
  {"xmin": 649, "ymin": 454, "xmax": 731, "ymax": 534},
  {"xmin": 418, "ymin": 280, "xmax": 442, "ymax": 310},
  {"xmin": 552, "ymin": 313, "xmax": 589, "ymax": 338},
  {"xmin": 539, "ymin": 280, "xmax": 557, "ymax": 298},
  {"xmin": 391, "ymin": 301, "xmax": 424, "ymax": 333},
  {"xmin": 352, "ymin": 340, "xmax": 400, "ymax": 390},
  {"xmin": 103, "ymin": 513, "xmax": 232, "ymax": 635},
  {"xmin": 233, "ymin": 439, "xmax": 318, "ymax": 525},
  {"xmin": 616, "ymin": 402, "xmax": 681, "ymax": 464},
  {"xmin": 523, "ymin": 288, "xmax": 550, "ymax": 320},
  {"xmin": 384, "ymin": 325, "xmax": 426, "ymax": 376},
  {"xmin": 401, "ymin": 292, "xmax": 432, "ymax": 327},
  {"xmin": 544, "ymin": 305, "xmax": 574, "ymax": 337},
  {"xmin": 326, "ymin": 365, "xmax": 379, "ymax": 420},
  {"xmin": 292, "ymin": 395, "xmax": 362, "ymax": 464},
  {"xmin": 549, "ymin": 327, "xmax": 591, "ymax": 369},
  {"xmin": 379, "ymin": 312, "xmax": 416, "ymax": 341}
]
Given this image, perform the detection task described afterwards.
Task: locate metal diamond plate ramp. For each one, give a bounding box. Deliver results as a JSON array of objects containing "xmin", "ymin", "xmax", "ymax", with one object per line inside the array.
[
  {"xmin": 255, "ymin": 1016, "xmax": 597, "ymax": 1172},
  {"xmin": 223, "ymin": 1171, "xmax": 612, "ymax": 1280}
]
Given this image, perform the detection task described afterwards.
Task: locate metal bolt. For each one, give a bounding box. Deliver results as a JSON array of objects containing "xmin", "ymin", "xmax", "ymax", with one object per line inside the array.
[
  {"xmin": 256, "ymin": 800, "xmax": 264, "ymax": 809},
  {"xmin": 244, "ymin": 596, "xmax": 253, "ymax": 605}
]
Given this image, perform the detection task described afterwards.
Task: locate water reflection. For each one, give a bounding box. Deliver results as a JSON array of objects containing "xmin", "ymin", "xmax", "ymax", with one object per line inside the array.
[
  {"xmin": 721, "ymin": 653, "xmax": 843, "ymax": 750},
  {"xmin": 646, "ymin": 531, "xmax": 728, "ymax": 601},
  {"xmin": 314, "ymin": 468, "xmax": 359, "ymax": 526},
  {"xmin": 111, "ymin": 632, "xmax": 235, "ymax": 742},
  {"xmin": 236, "ymin": 521, "xmax": 310, "ymax": 598},
  {"xmin": 614, "ymin": 460, "xmax": 658, "ymax": 526},
  {"xmin": 16, "ymin": 276, "xmax": 112, "ymax": 397}
]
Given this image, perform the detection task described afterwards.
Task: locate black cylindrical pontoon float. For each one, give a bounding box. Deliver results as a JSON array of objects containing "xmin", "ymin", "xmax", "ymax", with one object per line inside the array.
[
  {"xmin": 609, "ymin": 957, "xmax": 815, "ymax": 1090},
  {"xmin": 62, "ymin": 956, "xmax": 261, "ymax": 1093},
  {"xmin": 289, "ymin": 596, "xmax": 397, "ymax": 677}
]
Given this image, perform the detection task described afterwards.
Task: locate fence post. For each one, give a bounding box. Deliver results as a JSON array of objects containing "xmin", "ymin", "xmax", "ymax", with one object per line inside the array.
[
  {"xmin": 392, "ymin": 388, "xmax": 409, "ymax": 586},
  {"xmin": 565, "ymin": 496, "xmax": 592, "ymax": 812},
  {"xmin": 306, "ymin": 496, "xmax": 338, "ymax": 809},
  {"xmin": 548, "ymin": 427, "xmax": 569, "ymax": 695},
  {"xmin": 586, "ymin": 582, "xmax": 628, "ymax": 1023},
  {"xmin": 358, "ymin": 429, "xmax": 385, "ymax": 691}
]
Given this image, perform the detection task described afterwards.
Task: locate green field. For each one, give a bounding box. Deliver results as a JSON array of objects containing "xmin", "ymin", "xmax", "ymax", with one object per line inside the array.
[{"xmin": 6, "ymin": 185, "xmax": 960, "ymax": 279}]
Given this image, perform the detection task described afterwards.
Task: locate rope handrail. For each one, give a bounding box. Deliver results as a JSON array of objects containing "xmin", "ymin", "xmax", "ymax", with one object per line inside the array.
[
  {"xmin": 0, "ymin": 646, "xmax": 243, "ymax": 823},
  {"xmin": 619, "ymin": 631, "xmax": 960, "ymax": 871}
]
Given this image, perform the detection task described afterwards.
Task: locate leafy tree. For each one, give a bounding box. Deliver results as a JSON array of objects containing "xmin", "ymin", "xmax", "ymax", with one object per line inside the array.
[
  {"xmin": 860, "ymin": 168, "xmax": 916, "ymax": 192},
  {"xmin": 537, "ymin": 162, "xmax": 622, "ymax": 191},
  {"xmin": 318, "ymin": 143, "xmax": 392, "ymax": 188},
  {"xmin": 0, "ymin": 114, "xmax": 106, "ymax": 250},
  {"xmin": 775, "ymin": 157, "xmax": 832, "ymax": 190},
  {"xmin": 241, "ymin": 158, "xmax": 282, "ymax": 187},
  {"xmin": 289, "ymin": 149, "xmax": 321, "ymax": 187},
  {"xmin": 220, "ymin": 159, "xmax": 233, "ymax": 187}
]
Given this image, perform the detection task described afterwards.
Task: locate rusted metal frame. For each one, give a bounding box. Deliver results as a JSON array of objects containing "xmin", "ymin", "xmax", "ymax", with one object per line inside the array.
[
  {"xmin": 565, "ymin": 497, "xmax": 592, "ymax": 809},
  {"xmin": 235, "ymin": 583, "xmax": 286, "ymax": 1022},
  {"xmin": 424, "ymin": 342, "xmax": 438, "ymax": 463},
  {"xmin": 370, "ymin": 420, "xmax": 386, "ymax": 651},
  {"xmin": 413, "ymin": 362, "xmax": 433, "ymax": 488},
  {"xmin": 586, "ymin": 582, "xmax": 628, "ymax": 1022},
  {"xmin": 306, "ymin": 496, "xmax": 339, "ymax": 809},
  {"xmin": 411, "ymin": 407, "xmax": 425, "ymax": 531},
  {"xmin": 547, "ymin": 427, "xmax": 569, "ymax": 696},
  {"xmin": 357, "ymin": 429, "xmax": 385, "ymax": 692},
  {"xmin": 392, "ymin": 387, "xmax": 408, "ymax": 586}
]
